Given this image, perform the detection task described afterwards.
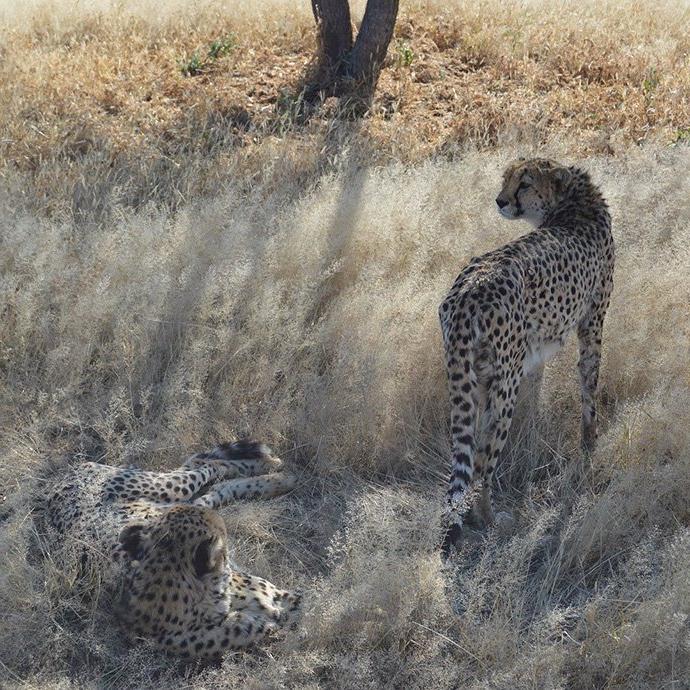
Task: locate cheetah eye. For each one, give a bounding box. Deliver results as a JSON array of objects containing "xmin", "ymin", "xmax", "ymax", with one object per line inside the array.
[{"xmin": 516, "ymin": 181, "xmax": 530, "ymax": 195}]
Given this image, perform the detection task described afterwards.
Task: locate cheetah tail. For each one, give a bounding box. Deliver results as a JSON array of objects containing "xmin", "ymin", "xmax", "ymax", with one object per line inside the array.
[{"xmin": 445, "ymin": 343, "xmax": 478, "ymax": 521}]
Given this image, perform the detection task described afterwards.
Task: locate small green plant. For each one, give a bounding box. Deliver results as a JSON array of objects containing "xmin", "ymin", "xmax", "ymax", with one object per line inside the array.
[
  {"xmin": 207, "ymin": 35, "xmax": 235, "ymax": 60},
  {"xmin": 642, "ymin": 67, "xmax": 659, "ymax": 96},
  {"xmin": 180, "ymin": 52, "xmax": 204, "ymax": 76},
  {"xmin": 180, "ymin": 34, "xmax": 236, "ymax": 76},
  {"xmin": 674, "ymin": 128, "xmax": 690, "ymax": 144},
  {"xmin": 397, "ymin": 40, "xmax": 414, "ymax": 68}
]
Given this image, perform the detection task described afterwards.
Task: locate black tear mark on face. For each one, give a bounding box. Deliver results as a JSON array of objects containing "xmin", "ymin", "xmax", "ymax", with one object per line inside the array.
[{"xmin": 514, "ymin": 179, "xmax": 529, "ymax": 215}]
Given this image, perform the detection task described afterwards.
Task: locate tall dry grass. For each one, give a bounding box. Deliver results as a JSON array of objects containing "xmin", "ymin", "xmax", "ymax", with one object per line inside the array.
[
  {"xmin": 1, "ymin": 0, "xmax": 690, "ymax": 688},
  {"xmin": 2, "ymin": 144, "xmax": 689, "ymax": 688}
]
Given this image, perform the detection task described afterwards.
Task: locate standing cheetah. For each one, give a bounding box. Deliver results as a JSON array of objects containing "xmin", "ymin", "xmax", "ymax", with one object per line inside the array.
[
  {"xmin": 40, "ymin": 441, "xmax": 301, "ymax": 659},
  {"xmin": 438, "ymin": 158, "xmax": 614, "ymax": 550}
]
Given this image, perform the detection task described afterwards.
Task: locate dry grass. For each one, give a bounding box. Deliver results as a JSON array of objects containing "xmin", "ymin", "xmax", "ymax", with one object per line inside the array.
[{"xmin": 1, "ymin": 1, "xmax": 690, "ymax": 688}]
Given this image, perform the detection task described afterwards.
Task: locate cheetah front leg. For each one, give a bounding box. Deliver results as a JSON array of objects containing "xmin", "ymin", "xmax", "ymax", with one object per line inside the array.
[
  {"xmin": 228, "ymin": 572, "xmax": 302, "ymax": 622},
  {"xmin": 156, "ymin": 610, "xmax": 279, "ymax": 658},
  {"xmin": 577, "ymin": 317, "xmax": 604, "ymax": 453},
  {"xmin": 192, "ymin": 473, "xmax": 297, "ymax": 508}
]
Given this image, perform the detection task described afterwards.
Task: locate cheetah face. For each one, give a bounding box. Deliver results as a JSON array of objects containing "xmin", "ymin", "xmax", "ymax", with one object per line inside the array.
[
  {"xmin": 496, "ymin": 158, "xmax": 573, "ymax": 227},
  {"xmin": 119, "ymin": 505, "xmax": 232, "ymax": 630}
]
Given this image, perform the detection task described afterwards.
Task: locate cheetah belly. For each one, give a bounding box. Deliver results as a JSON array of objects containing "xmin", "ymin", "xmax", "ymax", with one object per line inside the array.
[{"xmin": 523, "ymin": 336, "xmax": 566, "ymax": 375}]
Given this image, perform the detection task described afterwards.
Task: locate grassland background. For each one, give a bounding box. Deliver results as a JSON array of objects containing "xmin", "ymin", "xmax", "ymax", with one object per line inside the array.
[{"xmin": 1, "ymin": 1, "xmax": 689, "ymax": 688}]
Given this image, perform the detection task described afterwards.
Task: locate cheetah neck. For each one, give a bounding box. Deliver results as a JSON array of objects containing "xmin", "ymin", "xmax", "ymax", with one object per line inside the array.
[{"xmin": 541, "ymin": 168, "xmax": 610, "ymax": 232}]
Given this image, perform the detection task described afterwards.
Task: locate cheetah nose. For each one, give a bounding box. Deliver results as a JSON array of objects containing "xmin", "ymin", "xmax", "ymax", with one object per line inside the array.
[{"xmin": 496, "ymin": 197, "xmax": 508, "ymax": 209}]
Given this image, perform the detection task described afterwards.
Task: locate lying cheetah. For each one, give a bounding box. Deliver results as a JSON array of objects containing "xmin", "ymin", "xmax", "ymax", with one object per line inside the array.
[
  {"xmin": 40, "ymin": 441, "xmax": 301, "ymax": 659},
  {"xmin": 439, "ymin": 158, "xmax": 614, "ymax": 550}
]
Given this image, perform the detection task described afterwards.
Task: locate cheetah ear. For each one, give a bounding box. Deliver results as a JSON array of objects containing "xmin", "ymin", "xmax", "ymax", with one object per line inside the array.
[
  {"xmin": 553, "ymin": 166, "xmax": 572, "ymax": 189},
  {"xmin": 192, "ymin": 537, "xmax": 224, "ymax": 578},
  {"xmin": 119, "ymin": 523, "xmax": 145, "ymax": 561}
]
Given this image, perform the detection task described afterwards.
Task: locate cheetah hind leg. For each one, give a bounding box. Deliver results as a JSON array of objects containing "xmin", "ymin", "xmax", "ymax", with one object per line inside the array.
[
  {"xmin": 470, "ymin": 482, "xmax": 494, "ymax": 528},
  {"xmin": 464, "ymin": 367, "xmax": 521, "ymax": 537},
  {"xmin": 182, "ymin": 440, "xmax": 283, "ymax": 479},
  {"xmin": 453, "ymin": 484, "xmax": 495, "ymax": 539},
  {"xmin": 470, "ymin": 483, "xmax": 515, "ymax": 533},
  {"xmin": 462, "ymin": 390, "xmax": 497, "ymax": 531},
  {"xmin": 159, "ymin": 610, "xmax": 280, "ymax": 659}
]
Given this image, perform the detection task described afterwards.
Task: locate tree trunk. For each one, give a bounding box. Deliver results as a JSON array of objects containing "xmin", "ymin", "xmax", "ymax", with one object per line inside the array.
[
  {"xmin": 311, "ymin": 0, "xmax": 353, "ymax": 74},
  {"xmin": 309, "ymin": 0, "xmax": 399, "ymax": 101},
  {"xmin": 348, "ymin": 0, "xmax": 399, "ymax": 90}
]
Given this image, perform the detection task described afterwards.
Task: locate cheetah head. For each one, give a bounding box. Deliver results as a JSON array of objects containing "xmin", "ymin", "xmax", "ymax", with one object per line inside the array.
[
  {"xmin": 495, "ymin": 158, "xmax": 573, "ymax": 226},
  {"xmin": 119, "ymin": 505, "xmax": 233, "ymax": 633}
]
